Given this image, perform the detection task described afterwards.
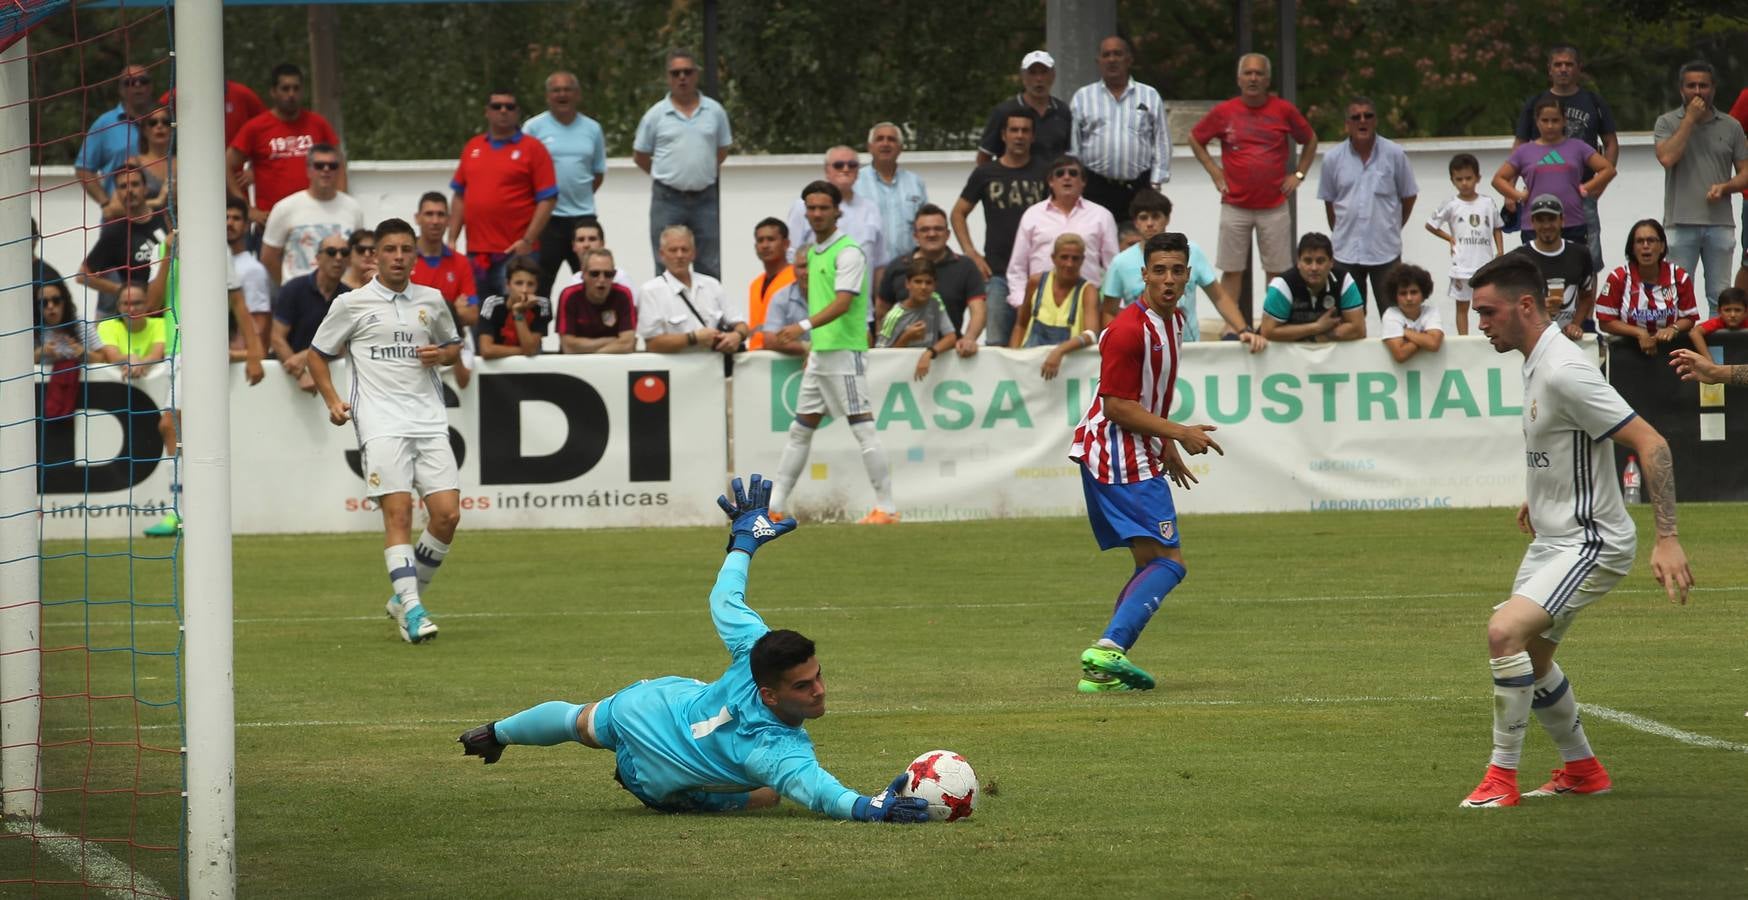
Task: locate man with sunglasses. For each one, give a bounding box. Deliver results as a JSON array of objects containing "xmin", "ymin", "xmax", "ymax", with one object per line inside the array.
[
  {"xmin": 635, "ymin": 49, "xmax": 734, "ymax": 280},
  {"xmin": 228, "ymin": 63, "xmax": 342, "ymax": 226},
  {"xmin": 783, "ymin": 146, "xmax": 886, "ymax": 297},
  {"xmin": 1006, "ymin": 156, "xmax": 1119, "ymax": 322},
  {"xmin": 74, "ymin": 64, "xmax": 157, "ymax": 213},
  {"xmin": 447, "ymin": 89, "xmax": 559, "ymax": 302},
  {"xmin": 1317, "ymin": 97, "xmax": 1419, "ymax": 316},
  {"xmin": 261, "ymin": 143, "xmax": 364, "ymax": 287},
  {"xmin": 271, "ymin": 233, "xmax": 349, "ymax": 393},
  {"xmin": 556, "ymin": 248, "xmax": 637, "ymax": 354}
]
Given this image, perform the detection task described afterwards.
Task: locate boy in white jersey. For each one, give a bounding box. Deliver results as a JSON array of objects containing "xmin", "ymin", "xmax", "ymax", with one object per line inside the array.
[
  {"xmin": 1460, "ymin": 254, "xmax": 1692, "ymax": 808},
  {"xmin": 1424, "ymin": 153, "xmax": 1503, "ymax": 336},
  {"xmin": 308, "ymin": 218, "xmax": 464, "ymax": 644}
]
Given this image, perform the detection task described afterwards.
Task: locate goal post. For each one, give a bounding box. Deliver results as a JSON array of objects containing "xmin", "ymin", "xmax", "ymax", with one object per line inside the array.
[{"xmin": 173, "ymin": 0, "xmax": 238, "ymax": 896}]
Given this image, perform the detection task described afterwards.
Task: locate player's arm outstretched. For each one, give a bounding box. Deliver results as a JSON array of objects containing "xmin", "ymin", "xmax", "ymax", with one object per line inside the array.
[
  {"xmin": 1670, "ymin": 349, "xmax": 1748, "ymax": 386},
  {"xmin": 1101, "ymin": 395, "xmax": 1222, "ymax": 489},
  {"xmin": 1608, "ymin": 417, "xmax": 1693, "ymax": 603},
  {"xmin": 709, "ymin": 474, "xmax": 797, "ymax": 656}
]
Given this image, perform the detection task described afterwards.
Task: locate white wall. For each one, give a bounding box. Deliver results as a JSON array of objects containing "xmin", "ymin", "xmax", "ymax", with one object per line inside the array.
[{"xmin": 34, "ymin": 133, "xmax": 1687, "ymax": 338}]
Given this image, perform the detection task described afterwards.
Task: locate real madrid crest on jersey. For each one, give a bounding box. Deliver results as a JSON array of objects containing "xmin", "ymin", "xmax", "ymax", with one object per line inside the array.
[
  {"xmin": 602, "ymin": 310, "xmax": 617, "ymax": 327},
  {"xmin": 418, "ymin": 309, "xmax": 429, "ymax": 326},
  {"xmin": 1530, "ymin": 398, "xmax": 1538, "ymax": 422},
  {"xmin": 1468, "ymin": 213, "xmax": 1481, "ymax": 227}
]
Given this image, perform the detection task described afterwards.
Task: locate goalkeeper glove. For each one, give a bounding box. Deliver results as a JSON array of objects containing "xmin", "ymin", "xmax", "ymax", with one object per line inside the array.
[
  {"xmin": 716, "ymin": 474, "xmax": 796, "ymax": 556},
  {"xmin": 850, "ymin": 772, "xmax": 930, "ymax": 824}
]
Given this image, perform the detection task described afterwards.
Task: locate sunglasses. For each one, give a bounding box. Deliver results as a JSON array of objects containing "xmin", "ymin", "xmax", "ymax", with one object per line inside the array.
[
  {"xmin": 668, "ymin": 68, "xmax": 697, "ymax": 78},
  {"xmin": 829, "ymin": 160, "xmax": 860, "ymax": 171},
  {"xmin": 489, "ymin": 102, "xmax": 518, "ymax": 111},
  {"xmin": 355, "ymin": 245, "xmax": 377, "ymax": 255},
  {"xmin": 586, "ymin": 269, "xmax": 617, "ymax": 278},
  {"xmin": 122, "ymin": 76, "xmax": 150, "ymax": 87},
  {"xmin": 1052, "ymin": 167, "xmax": 1082, "ymax": 178},
  {"xmin": 143, "ymin": 118, "xmax": 170, "ymax": 128},
  {"xmin": 320, "ymin": 247, "xmax": 352, "ymax": 258},
  {"xmin": 1348, "ymin": 111, "xmax": 1377, "ymax": 121},
  {"xmin": 311, "ymin": 160, "xmax": 340, "ymax": 171}
]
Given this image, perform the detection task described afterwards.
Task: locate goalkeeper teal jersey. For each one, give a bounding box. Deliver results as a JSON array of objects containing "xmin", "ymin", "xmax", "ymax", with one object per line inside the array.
[{"xmin": 595, "ymin": 553, "xmax": 862, "ymax": 818}]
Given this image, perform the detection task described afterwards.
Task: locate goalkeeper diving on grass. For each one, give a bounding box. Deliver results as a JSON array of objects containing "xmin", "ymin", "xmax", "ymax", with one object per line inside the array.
[{"xmin": 458, "ymin": 474, "xmax": 930, "ymax": 823}]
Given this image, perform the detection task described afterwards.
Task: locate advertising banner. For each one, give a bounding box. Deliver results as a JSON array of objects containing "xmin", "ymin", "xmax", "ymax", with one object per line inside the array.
[
  {"xmin": 40, "ymin": 353, "xmax": 729, "ymax": 538},
  {"xmin": 730, "ymin": 336, "xmax": 1543, "ymax": 521}
]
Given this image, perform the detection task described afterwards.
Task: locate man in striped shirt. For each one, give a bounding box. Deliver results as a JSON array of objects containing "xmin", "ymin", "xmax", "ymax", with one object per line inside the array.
[
  {"xmin": 1069, "ymin": 35, "xmax": 1172, "ymax": 224},
  {"xmin": 1068, "ymin": 232, "xmax": 1222, "ymax": 693},
  {"xmin": 1459, "ymin": 254, "xmax": 1692, "ymax": 808}
]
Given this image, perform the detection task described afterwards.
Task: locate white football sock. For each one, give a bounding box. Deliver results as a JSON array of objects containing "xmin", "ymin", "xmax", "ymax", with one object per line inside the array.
[
  {"xmin": 849, "ymin": 420, "xmax": 895, "ymax": 513},
  {"xmin": 1532, "ymin": 663, "xmax": 1595, "ymax": 763},
  {"xmin": 769, "ymin": 420, "xmax": 815, "ymax": 512},
  {"xmin": 385, "ymin": 544, "xmax": 421, "ymax": 609},
  {"xmin": 413, "ymin": 529, "xmax": 451, "ymax": 594},
  {"xmin": 1489, "ymin": 652, "xmax": 1534, "ymax": 769}
]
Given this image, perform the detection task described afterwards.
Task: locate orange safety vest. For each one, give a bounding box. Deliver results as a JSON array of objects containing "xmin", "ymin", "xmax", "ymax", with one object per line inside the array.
[{"xmin": 745, "ymin": 266, "xmax": 796, "ymax": 350}]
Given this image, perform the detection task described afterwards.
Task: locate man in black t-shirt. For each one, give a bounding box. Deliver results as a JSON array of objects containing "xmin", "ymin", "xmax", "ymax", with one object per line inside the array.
[
  {"xmin": 1506, "ymin": 194, "xmax": 1595, "ymax": 341},
  {"xmin": 975, "ymin": 51, "xmax": 1073, "ymax": 167},
  {"xmin": 1511, "ymin": 45, "xmax": 1617, "ymax": 272},
  {"xmin": 952, "ymin": 113, "xmax": 1049, "ymax": 347},
  {"xmin": 878, "ymin": 204, "xmax": 986, "ymax": 356},
  {"xmin": 78, "ymin": 167, "xmax": 170, "ymax": 318}
]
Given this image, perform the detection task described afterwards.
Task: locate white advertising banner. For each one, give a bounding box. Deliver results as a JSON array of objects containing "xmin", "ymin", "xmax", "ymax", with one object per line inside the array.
[
  {"xmin": 39, "ymin": 353, "xmax": 729, "ymax": 538},
  {"xmin": 730, "ymin": 336, "xmax": 1547, "ymax": 521}
]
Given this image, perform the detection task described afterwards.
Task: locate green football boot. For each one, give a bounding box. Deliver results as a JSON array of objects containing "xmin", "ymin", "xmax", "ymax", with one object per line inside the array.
[
  {"xmin": 1077, "ymin": 671, "xmax": 1136, "ymax": 693},
  {"xmin": 1080, "ymin": 646, "xmax": 1156, "ymax": 690},
  {"xmin": 143, "ymin": 512, "xmax": 181, "ymax": 537}
]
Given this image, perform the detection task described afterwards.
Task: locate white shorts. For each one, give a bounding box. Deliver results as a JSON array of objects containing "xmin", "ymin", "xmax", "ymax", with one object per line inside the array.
[
  {"xmin": 796, "ymin": 358, "xmax": 873, "ymax": 418},
  {"xmin": 360, "ymin": 435, "xmax": 460, "ymax": 499},
  {"xmin": 1503, "ymin": 542, "xmax": 1631, "ymax": 643},
  {"xmin": 1449, "ymin": 277, "xmax": 1473, "ymax": 302}
]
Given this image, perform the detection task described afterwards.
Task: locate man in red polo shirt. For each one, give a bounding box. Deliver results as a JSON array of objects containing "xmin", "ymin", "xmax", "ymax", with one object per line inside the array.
[
  {"xmin": 445, "ymin": 89, "xmax": 558, "ymax": 303},
  {"xmin": 228, "ymin": 63, "xmax": 343, "ymax": 225},
  {"xmin": 411, "ymin": 191, "xmax": 480, "ymax": 329},
  {"xmin": 1189, "ymin": 52, "xmax": 1318, "ymax": 323}
]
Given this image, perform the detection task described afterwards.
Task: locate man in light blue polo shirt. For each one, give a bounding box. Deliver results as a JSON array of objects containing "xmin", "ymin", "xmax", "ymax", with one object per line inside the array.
[
  {"xmin": 634, "ymin": 49, "xmax": 733, "ymax": 280},
  {"xmin": 74, "ymin": 63, "xmax": 156, "ymax": 214},
  {"xmin": 856, "ymin": 122, "xmax": 928, "ymax": 261},
  {"xmin": 525, "ymin": 70, "xmax": 610, "ymax": 297},
  {"xmin": 1100, "ymin": 188, "xmax": 1262, "ymax": 351},
  {"xmin": 1317, "ymin": 97, "xmax": 1419, "ymax": 316}
]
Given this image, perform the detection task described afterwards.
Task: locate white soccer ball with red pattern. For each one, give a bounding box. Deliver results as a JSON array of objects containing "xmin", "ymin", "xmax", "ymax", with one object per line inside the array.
[{"xmin": 898, "ymin": 750, "xmax": 978, "ymax": 822}]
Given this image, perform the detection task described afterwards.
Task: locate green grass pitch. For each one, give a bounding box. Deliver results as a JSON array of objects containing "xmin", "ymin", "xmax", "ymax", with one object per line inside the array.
[{"xmin": 8, "ymin": 504, "xmax": 1747, "ymax": 899}]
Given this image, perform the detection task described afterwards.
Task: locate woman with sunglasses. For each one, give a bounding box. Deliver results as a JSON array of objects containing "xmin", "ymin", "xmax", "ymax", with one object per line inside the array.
[
  {"xmin": 35, "ymin": 281, "xmax": 85, "ymax": 431},
  {"xmin": 127, "ymin": 106, "xmax": 176, "ymax": 214}
]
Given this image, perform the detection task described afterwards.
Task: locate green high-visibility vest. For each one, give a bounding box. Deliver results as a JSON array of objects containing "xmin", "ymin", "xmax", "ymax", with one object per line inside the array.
[{"xmin": 806, "ymin": 233, "xmax": 869, "ymax": 352}]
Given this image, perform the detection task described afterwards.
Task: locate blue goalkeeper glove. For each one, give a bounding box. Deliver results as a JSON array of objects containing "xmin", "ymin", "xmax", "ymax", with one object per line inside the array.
[
  {"xmin": 850, "ymin": 773, "xmax": 930, "ymax": 824},
  {"xmin": 716, "ymin": 474, "xmax": 796, "ymax": 556}
]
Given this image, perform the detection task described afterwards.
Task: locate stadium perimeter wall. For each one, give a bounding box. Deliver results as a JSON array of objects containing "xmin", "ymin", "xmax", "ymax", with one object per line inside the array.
[
  {"xmin": 41, "ymin": 336, "xmax": 1545, "ymax": 537},
  {"xmin": 34, "ymin": 136, "xmax": 1671, "ymax": 338}
]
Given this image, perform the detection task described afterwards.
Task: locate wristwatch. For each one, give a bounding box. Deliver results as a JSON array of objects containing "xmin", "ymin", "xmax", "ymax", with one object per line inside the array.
[
  {"xmin": 1291, "ymin": 171, "xmax": 1305, "ymax": 181},
  {"xmin": 926, "ymin": 347, "xmax": 939, "ymax": 359}
]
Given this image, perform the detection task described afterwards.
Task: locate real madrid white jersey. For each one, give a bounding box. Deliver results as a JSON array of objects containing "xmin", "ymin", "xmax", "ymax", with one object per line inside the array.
[
  {"xmin": 1520, "ymin": 325, "xmax": 1637, "ymax": 564},
  {"xmin": 312, "ymin": 277, "xmax": 461, "ymax": 445}
]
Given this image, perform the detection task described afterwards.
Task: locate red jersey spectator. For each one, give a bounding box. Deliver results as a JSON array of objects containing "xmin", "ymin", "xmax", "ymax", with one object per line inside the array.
[
  {"xmin": 446, "ymin": 89, "xmax": 559, "ymax": 302},
  {"xmin": 557, "ymin": 248, "xmax": 637, "ymax": 353},
  {"xmin": 1730, "ymin": 87, "xmax": 1748, "ymax": 292},
  {"xmin": 1597, "ymin": 218, "xmax": 1701, "ymax": 356},
  {"xmin": 410, "ymin": 191, "xmax": 480, "ymax": 329},
  {"xmin": 162, "ymin": 80, "xmax": 265, "ymax": 147},
  {"xmin": 1699, "ymin": 287, "xmax": 1745, "ymax": 333},
  {"xmin": 228, "ymin": 63, "xmax": 342, "ymax": 223},
  {"xmin": 1189, "ymin": 53, "xmax": 1317, "ymax": 307}
]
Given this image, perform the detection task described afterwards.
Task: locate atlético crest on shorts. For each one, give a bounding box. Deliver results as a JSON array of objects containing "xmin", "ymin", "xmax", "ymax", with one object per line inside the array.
[{"xmin": 1159, "ymin": 520, "xmax": 1175, "ymax": 541}]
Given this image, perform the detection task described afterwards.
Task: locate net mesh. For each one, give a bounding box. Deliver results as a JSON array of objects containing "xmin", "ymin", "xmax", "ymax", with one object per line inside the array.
[{"xmin": 1, "ymin": 2, "xmax": 184, "ymax": 896}]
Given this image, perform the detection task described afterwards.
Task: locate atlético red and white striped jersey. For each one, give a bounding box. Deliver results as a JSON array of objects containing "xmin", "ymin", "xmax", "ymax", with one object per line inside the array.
[
  {"xmin": 1069, "ymin": 301, "xmax": 1183, "ymax": 484},
  {"xmin": 1595, "ymin": 261, "xmax": 1699, "ymax": 332}
]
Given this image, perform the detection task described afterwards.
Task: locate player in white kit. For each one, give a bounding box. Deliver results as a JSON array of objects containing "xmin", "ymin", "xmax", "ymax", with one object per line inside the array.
[
  {"xmin": 308, "ymin": 218, "xmax": 464, "ymax": 644},
  {"xmin": 1460, "ymin": 254, "xmax": 1693, "ymax": 808}
]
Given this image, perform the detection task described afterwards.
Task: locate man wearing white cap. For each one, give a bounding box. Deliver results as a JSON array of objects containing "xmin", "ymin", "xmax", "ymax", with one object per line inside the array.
[{"xmin": 976, "ymin": 51, "xmax": 1074, "ymax": 167}]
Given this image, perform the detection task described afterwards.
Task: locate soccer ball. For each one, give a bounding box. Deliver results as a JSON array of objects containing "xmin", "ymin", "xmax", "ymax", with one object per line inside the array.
[{"xmin": 898, "ymin": 750, "xmax": 978, "ymax": 822}]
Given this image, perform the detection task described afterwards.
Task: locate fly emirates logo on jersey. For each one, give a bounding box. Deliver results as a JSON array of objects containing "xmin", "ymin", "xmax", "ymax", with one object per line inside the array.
[{"xmin": 368, "ymin": 329, "xmax": 425, "ymax": 361}]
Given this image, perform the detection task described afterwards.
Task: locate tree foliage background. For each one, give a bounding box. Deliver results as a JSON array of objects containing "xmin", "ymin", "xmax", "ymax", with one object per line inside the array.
[{"xmin": 22, "ymin": 0, "xmax": 1748, "ymax": 164}]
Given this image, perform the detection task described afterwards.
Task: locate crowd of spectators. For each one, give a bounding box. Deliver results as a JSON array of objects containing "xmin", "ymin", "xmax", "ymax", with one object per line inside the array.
[{"xmin": 37, "ymin": 37, "xmax": 1748, "ymax": 407}]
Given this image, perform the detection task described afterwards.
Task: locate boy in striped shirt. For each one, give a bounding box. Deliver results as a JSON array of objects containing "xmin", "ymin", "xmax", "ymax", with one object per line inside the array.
[{"xmin": 1068, "ymin": 232, "xmax": 1223, "ymax": 693}]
